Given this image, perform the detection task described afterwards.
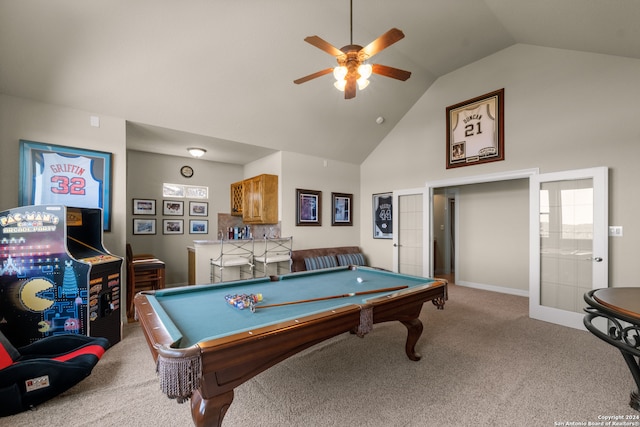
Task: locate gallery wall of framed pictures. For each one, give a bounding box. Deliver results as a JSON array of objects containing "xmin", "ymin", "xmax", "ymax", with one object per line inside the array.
[{"xmin": 132, "ymin": 195, "xmax": 210, "ymax": 236}]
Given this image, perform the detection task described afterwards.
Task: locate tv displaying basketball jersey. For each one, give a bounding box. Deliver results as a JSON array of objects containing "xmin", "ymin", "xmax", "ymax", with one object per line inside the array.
[{"xmin": 34, "ymin": 153, "xmax": 102, "ymax": 208}]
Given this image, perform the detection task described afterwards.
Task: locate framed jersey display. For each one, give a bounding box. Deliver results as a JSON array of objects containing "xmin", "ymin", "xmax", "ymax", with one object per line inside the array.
[
  {"xmin": 446, "ymin": 89, "xmax": 504, "ymax": 169},
  {"xmin": 19, "ymin": 140, "xmax": 113, "ymax": 231},
  {"xmin": 372, "ymin": 192, "xmax": 392, "ymax": 239}
]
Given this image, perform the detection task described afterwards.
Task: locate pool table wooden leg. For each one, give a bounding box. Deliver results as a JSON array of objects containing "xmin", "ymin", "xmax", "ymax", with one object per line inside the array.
[
  {"xmin": 191, "ymin": 389, "xmax": 234, "ymax": 427},
  {"xmin": 400, "ymin": 318, "xmax": 424, "ymax": 361}
]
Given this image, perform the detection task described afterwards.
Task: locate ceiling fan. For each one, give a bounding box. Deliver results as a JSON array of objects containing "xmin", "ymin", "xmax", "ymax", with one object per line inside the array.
[
  {"xmin": 293, "ymin": 0, "xmax": 411, "ymax": 99},
  {"xmin": 293, "ymin": 0, "xmax": 411, "ymax": 100}
]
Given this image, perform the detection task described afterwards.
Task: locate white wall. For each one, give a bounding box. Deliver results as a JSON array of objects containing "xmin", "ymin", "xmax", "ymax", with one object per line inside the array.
[
  {"xmin": 457, "ymin": 180, "xmax": 529, "ymax": 292},
  {"xmin": 361, "ymin": 44, "xmax": 640, "ymax": 289},
  {"xmin": 281, "ymin": 152, "xmax": 360, "ymax": 250},
  {"xmin": 0, "ymin": 94, "xmax": 127, "ymax": 255}
]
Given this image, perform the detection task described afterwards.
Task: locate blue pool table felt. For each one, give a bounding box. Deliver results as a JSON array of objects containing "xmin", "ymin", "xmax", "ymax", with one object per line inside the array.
[{"xmin": 149, "ymin": 267, "xmax": 439, "ymax": 348}]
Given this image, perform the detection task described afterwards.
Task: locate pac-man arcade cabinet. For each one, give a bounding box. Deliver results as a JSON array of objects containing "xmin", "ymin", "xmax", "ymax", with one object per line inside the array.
[{"xmin": 0, "ymin": 205, "xmax": 122, "ymax": 347}]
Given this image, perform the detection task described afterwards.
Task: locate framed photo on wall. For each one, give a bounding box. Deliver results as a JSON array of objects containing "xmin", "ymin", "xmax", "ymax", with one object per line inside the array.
[
  {"xmin": 189, "ymin": 219, "xmax": 208, "ymax": 234},
  {"xmin": 189, "ymin": 201, "xmax": 208, "ymax": 216},
  {"xmin": 163, "ymin": 200, "xmax": 184, "ymax": 216},
  {"xmin": 296, "ymin": 188, "xmax": 321, "ymax": 226},
  {"xmin": 163, "ymin": 219, "xmax": 184, "ymax": 235},
  {"xmin": 19, "ymin": 140, "xmax": 113, "ymax": 231},
  {"xmin": 331, "ymin": 192, "xmax": 352, "ymax": 226},
  {"xmin": 133, "ymin": 219, "xmax": 156, "ymax": 235},
  {"xmin": 132, "ymin": 198, "xmax": 156, "ymax": 215},
  {"xmin": 446, "ymin": 88, "xmax": 504, "ymax": 169},
  {"xmin": 372, "ymin": 192, "xmax": 392, "ymax": 239}
]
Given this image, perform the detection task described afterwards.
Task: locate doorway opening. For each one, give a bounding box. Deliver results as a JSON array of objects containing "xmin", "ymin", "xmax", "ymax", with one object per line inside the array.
[{"xmin": 426, "ymin": 169, "xmax": 538, "ymax": 297}]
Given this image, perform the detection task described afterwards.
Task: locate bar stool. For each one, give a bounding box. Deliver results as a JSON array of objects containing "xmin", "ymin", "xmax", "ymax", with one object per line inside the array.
[
  {"xmin": 210, "ymin": 238, "xmax": 254, "ymax": 282},
  {"xmin": 254, "ymin": 237, "xmax": 292, "ymax": 277},
  {"xmin": 126, "ymin": 243, "xmax": 165, "ymax": 320}
]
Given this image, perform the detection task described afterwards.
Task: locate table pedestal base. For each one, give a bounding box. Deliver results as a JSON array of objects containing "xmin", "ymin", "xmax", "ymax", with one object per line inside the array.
[
  {"xmin": 584, "ymin": 288, "xmax": 640, "ymax": 413},
  {"xmin": 630, "ymin": 390, "xmax": 640, "ymax": 412},
  {"xmin": 621, "ymin": 351, "xmax": 640, "ymax": 411}
]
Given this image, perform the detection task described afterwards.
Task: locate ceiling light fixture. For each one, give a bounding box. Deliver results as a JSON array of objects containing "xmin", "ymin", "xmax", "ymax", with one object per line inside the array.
[
  {"xmin": 188, "ymin": 148, "xmax": 206, "ymax": 158},
  {"xmin": 294, "ymin": 0, "xmax": 410, "ymax": 99}
]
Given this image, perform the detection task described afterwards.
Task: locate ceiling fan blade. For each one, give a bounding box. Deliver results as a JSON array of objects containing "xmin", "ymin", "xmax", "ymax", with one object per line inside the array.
[
  {"xmin": 344, "ymin": 78, "xmax": 356, "ymax": 99},
  {"xmin": 360, "ymin": 28, "xmax": 405, "ymax": 59},
  {"xmin": 304, "ymin": 36, "xmax": 345, "ymax": 57},
  {"xmin": 293, "ymin": 68, "xmax": 334, "ymax": 85},
  {"xmin": 371, "ymin": 64, "xmax": 412, "ymax": 81}
]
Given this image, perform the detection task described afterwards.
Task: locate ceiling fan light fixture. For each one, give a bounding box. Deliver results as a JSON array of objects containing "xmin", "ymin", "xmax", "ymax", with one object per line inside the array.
[
  {"xmin": 334, "ymin": 79, "xmax": 347, "ymax": 91},
  {"xmin": 358, "ymin": 63, "xmax": 372, "ymax": 80},
  {"xmin": 357, "ymin": 78, "xmax": 370, "ymax": 90},
  {"xmin": 333, "ymin": 66, "xmax": 348, "ymax": 81},
  {"xmin": 188, "ymin": 147, "xmax": 206, "ymax": 158}
]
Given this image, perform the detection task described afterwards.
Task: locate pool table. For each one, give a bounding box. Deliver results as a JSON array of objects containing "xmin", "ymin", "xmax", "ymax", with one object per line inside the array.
[{"xmin": 134, "ymin": 266, "xmax": 447, "ymax": 426}]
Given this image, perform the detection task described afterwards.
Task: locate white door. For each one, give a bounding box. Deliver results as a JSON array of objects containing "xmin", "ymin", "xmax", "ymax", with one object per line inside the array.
[
  {"xmin": 529, "ymin": 167, "xmax": 608, "ymax": 330},
  {"xmin": 393, "ymin": 188, "xmax": 428, "ymax": 277}
]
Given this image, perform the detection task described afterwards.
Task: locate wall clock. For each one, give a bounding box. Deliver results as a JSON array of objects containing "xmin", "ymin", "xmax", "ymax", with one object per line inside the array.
[{"xmin": 180, "ymin": 165, "xmax": 194, "ymax": 178}]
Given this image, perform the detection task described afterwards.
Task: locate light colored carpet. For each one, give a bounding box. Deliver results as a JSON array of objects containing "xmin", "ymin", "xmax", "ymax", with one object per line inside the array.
[{"xmin": 4, "ymin": 283, "xmax": 635, "ymax": 426}]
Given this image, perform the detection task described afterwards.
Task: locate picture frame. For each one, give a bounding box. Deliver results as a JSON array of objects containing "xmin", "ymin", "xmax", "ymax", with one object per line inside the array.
[
  {"xmin": 185, "ymin": 185, "xmax": 209, "ymax": 199},
  {"xmin": 163, "ymin": 200, "xmax": 184, "ymax": 216},
  {"xmin": 133, "ymin": 218, "xmax": 156, "ymax": 235},
  {"xmin": 296, "ymin": 188, "xmax": 321, "ymax": 226},
  {"xmin": 162, "ymin": 183, "xmax": 185, "ymax": 198},
  {"xmin": 189, "ymin": 201, "xmax": 208, "ymax": 216},
  {"xmin": 19, "ymin": 140, "xmax": 113, "ymax": 231},
  {"xmin": 372, "ymin": 192, "xmax": 393, "ymax": 239},
  {"xmin": 331, "ymin": 192, "xmax": 353, "ymax": 226},
  {"xmin": 446, "ymin": 88, "xmax": 504, "ymax": 169},
  {"xmin": 162, "ymin": 183, "xmax": 209, "ymax": 199},
  {"xmin": 132, "ymin": 198, "xmax": 156, "ymax": 215},
  {"xmin": 189, "ymin": 219, "xmax": 208, "ymax": 234},
  {"xmin": 162, "ymin": 219, "xmax": 184, "ymax": 235}
]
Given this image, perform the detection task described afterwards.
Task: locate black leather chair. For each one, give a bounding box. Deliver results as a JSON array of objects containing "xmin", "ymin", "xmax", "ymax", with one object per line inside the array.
[{"xmin": 0, "ymin": 330, "xmax": 109, "ymax": 416}]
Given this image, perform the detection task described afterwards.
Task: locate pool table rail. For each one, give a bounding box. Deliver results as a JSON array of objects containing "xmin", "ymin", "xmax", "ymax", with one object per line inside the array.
[{"xmin": 135, "ymin": 290, "xmax": 365, "ymax": 391}]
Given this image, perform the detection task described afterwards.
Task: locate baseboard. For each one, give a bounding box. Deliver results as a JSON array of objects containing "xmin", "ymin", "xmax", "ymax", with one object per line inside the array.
[{"xmin": 456, "ymin": 280, "xmax": 529, "ymax": 297}]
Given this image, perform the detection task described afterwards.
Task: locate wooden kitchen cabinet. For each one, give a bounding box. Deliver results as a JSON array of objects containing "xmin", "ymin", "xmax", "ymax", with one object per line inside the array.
[
  {"xmin": 242, "ymin": 174, "xmax": 278, "ymax": 224},
  {"xmin": 230, "ymin": 180, "xmax": 244, "ymax": 216}
]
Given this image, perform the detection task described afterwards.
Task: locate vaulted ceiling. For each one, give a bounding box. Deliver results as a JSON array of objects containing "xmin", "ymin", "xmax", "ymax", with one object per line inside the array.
[{"xmin": 2, "ymin": 0, "xmax": 639, "ymax": 165}]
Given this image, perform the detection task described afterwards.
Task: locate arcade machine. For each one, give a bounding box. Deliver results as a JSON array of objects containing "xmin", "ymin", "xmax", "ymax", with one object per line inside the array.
[{"xmin": 0, "ymin": 205, "xmax": 122, "ymax": 347}]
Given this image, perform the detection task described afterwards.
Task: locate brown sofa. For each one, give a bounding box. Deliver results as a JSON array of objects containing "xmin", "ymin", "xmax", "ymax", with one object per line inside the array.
[{"xmin": 291, "ymin": 246, "xmax": 366, "ymax": 272}]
